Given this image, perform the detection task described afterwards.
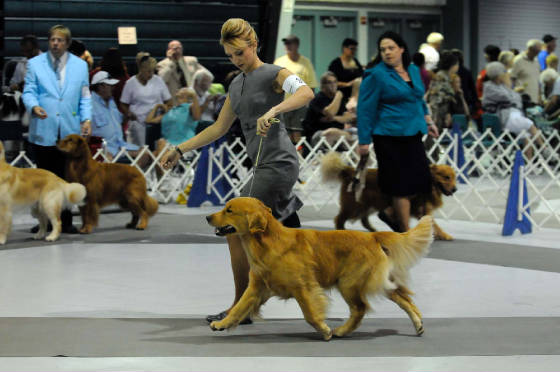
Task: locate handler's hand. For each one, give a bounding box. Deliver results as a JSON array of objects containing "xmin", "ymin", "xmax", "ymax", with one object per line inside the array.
[
  {"xmin": 256, "ymin": 110, "xmax": 279, "ymax": 137},
  {"xmin": 358, "ymin": 144, "xmax": 370, "ymax": 156},
  {"xmin": 32, "ymin": 106, "xmax": 48, "ymax": 119},
  {"xmin": 81, "ymin": 120, "xmax": 91, "ymax": 136},
  {"xmin": 428, "ymin": 123, "xmax": 439, "ymax": 138},
  {"xmin": 160, "ymin": 147, "xmax": 180, "ymax": 170}
]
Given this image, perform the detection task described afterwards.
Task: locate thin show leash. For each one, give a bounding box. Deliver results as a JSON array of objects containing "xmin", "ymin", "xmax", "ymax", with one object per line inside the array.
[{"xmin": 248, "ymin": 117, "xmax": 280, "ymax": 196}]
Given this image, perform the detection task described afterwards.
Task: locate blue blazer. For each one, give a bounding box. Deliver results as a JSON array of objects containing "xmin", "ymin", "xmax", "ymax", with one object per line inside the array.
[
  {"xmin": 357, "ymin": 62, "xmax": 429, "ymax": 144},
  {"xmin": 23, "ymin": 52, "xmax": 92, "ymax": 146}
]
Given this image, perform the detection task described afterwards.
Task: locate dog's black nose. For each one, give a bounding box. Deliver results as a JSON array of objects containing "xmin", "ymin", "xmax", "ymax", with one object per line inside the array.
[
  {"xmin": 452, "ymin": 187, "xmax": 457, "ymax": 193},
  {"xmin": 206, "ymin": 215, "xmax": 212, "ymax": 222}
]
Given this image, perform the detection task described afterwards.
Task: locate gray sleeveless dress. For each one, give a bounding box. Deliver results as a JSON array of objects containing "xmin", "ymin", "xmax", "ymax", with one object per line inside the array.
[{"xmin": 228, "ymin": 63, "xmax": 303, "ymax": 221}]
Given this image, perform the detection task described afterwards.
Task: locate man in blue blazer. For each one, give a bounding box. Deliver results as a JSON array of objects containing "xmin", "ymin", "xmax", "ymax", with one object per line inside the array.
[{"xmin": 23, "ymin": 24, "xmax": 92, "ymax": 233}]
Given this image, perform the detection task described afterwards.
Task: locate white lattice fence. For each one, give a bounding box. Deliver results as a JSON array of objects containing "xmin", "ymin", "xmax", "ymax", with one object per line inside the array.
[{"xmin": 9, "ymin": 128, "xmax": 560, "ymax": 229}]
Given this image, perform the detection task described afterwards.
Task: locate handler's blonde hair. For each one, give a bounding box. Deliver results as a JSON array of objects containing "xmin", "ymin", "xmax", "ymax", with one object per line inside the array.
[{"xmin": 220, "ymin": 18, "xmax": 258, "ymax": 50}]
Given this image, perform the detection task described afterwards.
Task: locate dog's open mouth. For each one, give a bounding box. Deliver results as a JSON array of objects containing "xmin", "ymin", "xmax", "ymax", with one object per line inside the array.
[{"xmin": 214, "ymin": 225, "xmax": 237, "ymax": 236}]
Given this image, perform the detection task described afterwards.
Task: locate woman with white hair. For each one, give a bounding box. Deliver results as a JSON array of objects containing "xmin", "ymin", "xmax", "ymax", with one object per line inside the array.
[
  {"xmin": 419, "ymin": 32, "xmax": 444, "ymax": 71},
  {"xmin": 193, "ymin": 69, "xmax": 218, "ymax": 123},
  {"xmin": 482, "ymin": 61, "xmax": 549, "ymax": 159}
]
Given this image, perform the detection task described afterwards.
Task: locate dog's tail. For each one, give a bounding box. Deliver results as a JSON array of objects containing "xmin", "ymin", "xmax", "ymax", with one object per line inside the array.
[
  {"xmin": 375, "ymin": 216, "xmax": 433, "ymax": 287},
  {"xmin": 144, "ymin": 195, "xmax": 159, "ymax": 216},
  {"xmin": 320, "ymin": 152, "xmax": 354, "ymax": 183},
  {"xmin": 63, "ymin": 183, "xmax": 87, "ymax": 206}
]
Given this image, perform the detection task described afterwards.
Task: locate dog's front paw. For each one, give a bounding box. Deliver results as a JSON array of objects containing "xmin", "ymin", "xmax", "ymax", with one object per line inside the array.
[
  {"xmin": 435, "ymin": 232, "xmax": 453, "ymax": 241},
  {"xmin": 45, "ymin": 233, "xmax": 59, "ymax": 242},
  {"xmin": 79, "ymin": 226, "xmax": 92, "ymax": 234},
  {"xmin": 210, "ymin": 321, "xmax": 227, "ymax": 331},
  {"xmin": 322, "ymin": 328, "xmax": 333, "ymax": 341},
  {"xmin": 415, "ymin": 321, "xmax": 425, "ymax": 336},
  {"xmin": 33, "ymin": 232, "xmax": 46, "ymax": 240},
  {"xmin": 135, "ymin": 225, "xmax": 146, "ymax": 230}
]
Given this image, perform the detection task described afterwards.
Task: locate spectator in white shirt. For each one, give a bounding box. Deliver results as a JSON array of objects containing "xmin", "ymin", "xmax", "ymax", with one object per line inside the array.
[
  {"xmin": 419, "ymin": 32, "xmax": 444, "ymax": 71},
  {"xmin": 9, "ymin": 35, "xmax": 41, "ymax": 92},
  {"xmin": 120, "ymin": 52, "xmax": 172, "ymax": 146}
]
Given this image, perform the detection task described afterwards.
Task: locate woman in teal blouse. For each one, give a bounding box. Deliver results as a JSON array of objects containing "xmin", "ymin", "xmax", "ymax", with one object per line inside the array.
[{"xmin": 357, "ymin": 31, "xmax": 439, "ymax": 233}]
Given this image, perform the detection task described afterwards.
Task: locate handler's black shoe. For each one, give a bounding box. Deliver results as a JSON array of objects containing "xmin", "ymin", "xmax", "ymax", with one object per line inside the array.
[
  {"xmin": 30, "ymin": 224, "xmax": 52, "ymax": 233},
  {"xmin": 378, "ymin": 210, "xmax": 402, "ymax": 233},
  {"xmin": 61, "ymin": 225, "xmax": 79, "ymax": 234},
  {"xmin": 206, "ymin": 311, "xmax": 252, "ymax": 325}
]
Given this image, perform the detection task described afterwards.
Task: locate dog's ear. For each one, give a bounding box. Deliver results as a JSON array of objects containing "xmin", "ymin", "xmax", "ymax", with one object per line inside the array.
[
  {"xmin": 247, "ymin": 211, "xmax": 268, "ymax": 234},
  {"xmin": 0, "ymin": 141, "xmax": 5, "ymax": 161}
]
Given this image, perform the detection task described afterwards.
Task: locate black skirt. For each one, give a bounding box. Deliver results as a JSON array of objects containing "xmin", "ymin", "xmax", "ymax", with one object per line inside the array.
[{"xmin": 372, "ymin": 133, "xmax": 432, "ymax": 197}]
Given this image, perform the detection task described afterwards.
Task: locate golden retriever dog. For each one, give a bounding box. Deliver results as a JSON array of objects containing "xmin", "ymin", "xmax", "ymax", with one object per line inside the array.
[
  {"xmin": 0, "ymin": 141, "xmax": 86, "ymax": 244},
  {"xmin": 206, "ymin": 197, "xmax": 433, "ymax": 340},
  {"xmin": 56, "ymin": 134, "xmax": 158, "ymax": 233},
  {"xmin": 321, "ymin": 152, "xmax": 456, "ymax": 240}
]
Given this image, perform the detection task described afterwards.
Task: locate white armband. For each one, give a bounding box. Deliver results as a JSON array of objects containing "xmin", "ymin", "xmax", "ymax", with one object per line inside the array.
[{"xmin": 282, "ymin": 74, "xmax": 307, "ymax": 95}]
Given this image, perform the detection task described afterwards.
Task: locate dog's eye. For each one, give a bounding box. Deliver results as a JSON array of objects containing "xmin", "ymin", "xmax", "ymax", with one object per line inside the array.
[{"xmin": 226, "ymin": 208, "xmax": 232, "ymax": 214}]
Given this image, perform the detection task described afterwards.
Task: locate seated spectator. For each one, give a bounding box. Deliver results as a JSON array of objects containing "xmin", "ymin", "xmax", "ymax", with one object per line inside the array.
[
  {"xmin": 482, "ymin": 62, "xmax": 549, "ymax": 159},
  {"xmin": 476, "ymin": 45, "xmax": 501, "ymax": 99},
  {"xmin": 157, "ymin": 40, "xmax": 209, "ymax": 101},
  {"xmin": 540, "ymin": 64, "xmax": 559, "ymax": 102},
  {"xmin": 90, "ymin": 47, "xmax": 130, "ymax": 109},
  {"xmin": 451, "ymin": 49, "xmax": 478, "ymax": 117},
  {"xmin": 120, "ymin": 52, "xmax": 172, "ymax": 146},
  {"xmin": 90, "ymin": 71, "xmax": 139, "ymax": 161},
  {"xmin": 328, "ymin": 38, "xmax": 363, "ymax": 105},
  {"xmin": 450, "ymin": 73, "xmax": 470, "ymax": 118},
  {"xmin": 192, "ymin": 69, "xmax": 219, "ymax": 133},
  {"xmin": 543, "ymin": 69, "xmax": 560, "ymax": 118},
  {"xmin": 499, "ymin": 50, "xmax": 515, "ymax": 73},
  {"xmin": 145, "ymin": 87, "xmax": 201, "ymax": 147},
  {"xmin": 412, "ymin": 52, "xmax": 431, "ymax": 92},
  {"xmin": 426, "ymin": 51, "xmax": 459, "ymax": 130},
  {"xmin": 69, "ymin": 39, "xmax": 93, "ymax": 70},
  {"xmin": 302, "ymin": 71, "xmax": 355, "ymax": 146},
  {"xmin": 9, "ymin": 35, "xmax": 41, "ymax": 92}
]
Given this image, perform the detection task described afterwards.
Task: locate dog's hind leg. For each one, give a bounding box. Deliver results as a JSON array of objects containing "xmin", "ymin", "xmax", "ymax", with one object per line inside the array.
[
  {"xmin": 43, "ymin": 198, "xmax": 62, "ymax": 242},
  {"xmin": 124, "ymin": 193, "xmax": 148, "ymax": 230},
  {"xmin": 0, "ymin": 202, "xmax": 12, "ymax": 244},
  {"xmin": 79, "ymin": 202, "xmax": 99, "ymax": 234},
  {"xmin": 293, "ymin": 285, "xmax": 332, "ymax": 341},
  {"xmin": 333, "ymin": 284, "xmax": 369, "ymax": 337},
  {"xmin": 388, "ymin": 286, "xmax": 424, "ymax": 335},
  {"xmin": 32, "ymin": 205, "xmax": 49, "ymax": 240}
]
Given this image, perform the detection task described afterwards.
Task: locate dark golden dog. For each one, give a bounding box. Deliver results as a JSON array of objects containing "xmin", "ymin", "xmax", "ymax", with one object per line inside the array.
[
  {"xmin": 57, "ymin": 134, "xmax": 158, "ymax": 233},
  {"xmin": 321, "ymin": 152, "xmax": 456, "ymax": 240},
  {"xmin": 206, "ymin": 197, "xmax": 433, "ymax": 340}
]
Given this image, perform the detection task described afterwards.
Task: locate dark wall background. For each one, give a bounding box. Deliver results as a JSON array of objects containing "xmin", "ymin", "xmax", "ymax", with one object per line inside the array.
[{"xmin": 2, "ymin": 0, "xmax": 280, "ymax": 85}]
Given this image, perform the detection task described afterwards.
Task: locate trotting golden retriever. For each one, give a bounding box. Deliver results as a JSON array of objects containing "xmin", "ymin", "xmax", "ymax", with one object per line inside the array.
[
  {"xmin": 0, "ymin": 141, "xmax": 86, "ymax": 244},
  {"xmin": 321, "ymin": 152, "xmax": 456, "ymax": 240},
  {"xmin": 57, "ymin": 134, "xmax": 158, "ymax": 233},
  {"xmin": 206, "ymin": 197, "xmax": 433, "ymax": 340}
]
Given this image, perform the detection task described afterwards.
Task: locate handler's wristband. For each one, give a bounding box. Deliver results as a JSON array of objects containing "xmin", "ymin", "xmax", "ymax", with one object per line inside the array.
[{"xmin": 175, "ymin": 146, "xmax": 184, "ymax": 157}]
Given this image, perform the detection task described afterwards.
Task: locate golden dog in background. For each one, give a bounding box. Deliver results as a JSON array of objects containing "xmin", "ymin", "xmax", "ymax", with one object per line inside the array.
[
  {"xmin": 321, "ymin": 152, "xmax": 456, "ymax": 240},
  {"xmin": 0, "ymin": 141, "xmax": 86, "ymax": 244},
  {"xmin": 57, "ymin": 134, "xmax": 158, "ymax": 233},
  {"xmin": 206, "ymin": 197, "xmax": 433, "ymax": 340}
]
